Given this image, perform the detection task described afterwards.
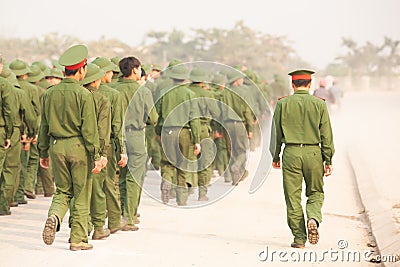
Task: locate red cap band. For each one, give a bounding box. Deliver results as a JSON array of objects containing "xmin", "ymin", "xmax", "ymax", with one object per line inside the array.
[
  {"xmin": 291, "ymin": 74, "xmax": 312, "ymax": 80},
  {"xmin": 64, "ymin": 59, "xmax": 87, "ymax": 70}
]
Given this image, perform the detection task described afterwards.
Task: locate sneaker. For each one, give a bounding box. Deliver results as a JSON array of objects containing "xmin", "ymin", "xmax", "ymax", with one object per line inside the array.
[
  {"xmin": 109, "ymin": 219, "xmax": 128, "ymax": 234},
  {"xmin": 121, "ymin": 224, "xmax": 139, "ymax": 231},
  {"xmin": 307, "ymin": 219, "xmax": 319, "ymax": 245},
  {"xmin": 70, "ymin": 242, "xmax": 93, "ymax": 251},
  {"xmin": 92, "ymin": 228, "xmax": 111, "ymax": 240},
  {"xmin": 42, "ymin": 215, "xmax": 58, "ymax": 245}
]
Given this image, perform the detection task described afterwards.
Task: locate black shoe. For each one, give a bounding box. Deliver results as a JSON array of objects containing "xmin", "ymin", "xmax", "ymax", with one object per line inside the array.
[
  {"xmin": 17, "ymin": 199, "xmax": 28, "ymax": 205},
  {"xmin": 24, "ymin": 190, "xmax": 36, "ymax": 199},
  {"xmin": 9, "ymin": 202, "xmax": 18, "ymax": 207},
  {"xmin": 0, "ymin": 210, "xmax": 11, "ymax": 216}
]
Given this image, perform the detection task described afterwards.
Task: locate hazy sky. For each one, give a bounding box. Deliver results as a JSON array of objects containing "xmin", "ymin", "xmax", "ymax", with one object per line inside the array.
[{"xmin": 1, "ymin": 0, "xmax": 399, "ymax": 69}]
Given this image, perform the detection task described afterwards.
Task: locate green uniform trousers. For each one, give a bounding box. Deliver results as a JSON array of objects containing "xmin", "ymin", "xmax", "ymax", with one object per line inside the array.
[
  {"xmin": 282, "ymin": 145, "xmax": 324, "ymax": 244},
  {"xmin": 47, "ymin": 136, "xmax": 91, "ymax": 244},
  {"xmin": 197, "ymin": 123, "xmax": 214, "ymax": 196},
  {"xmin": 250, "ymin": 121, "xmax": 261, "ymax": 151},
  {"xmin": 160, "ymin": 127, "xmax": 193, "ymax": 205},
  {"xmin": 0, "ymin": 128, "xmax": 21, "ymax": 211},
  {"xmin": 0, "ymin": 127, "xmax": 13, "ymax": 212},
  {"xmin": 224, "ymin": 121, "xmax": 248, "ymax": 184},
  {"xmin": 122, "ymin": 130, "xmax": 146, "ymax": 225},
  {"xmin": 145, "ymin": 125, "xmax": 161, "ymax": 169},
  {"xmin": 24, "ymin": 143, "xmax": 39, "ymax": 194},
  {"xmin": 91, "ymin": 140, "xmax": 122, "ymax": 229},
  {"xmin": 14, "ymin": 146, "xmax": 29, "ymax": 202},
  {"xmin": 104, "ymin": 140, "xmax": 122, "ymax": 228},
  {"xmin": 214, "ymin": 132, "xmax": 229, "ymax": 179},
  {"xmin": 36, "ymin": 163, "xmax": 55, "ymax": 196}
]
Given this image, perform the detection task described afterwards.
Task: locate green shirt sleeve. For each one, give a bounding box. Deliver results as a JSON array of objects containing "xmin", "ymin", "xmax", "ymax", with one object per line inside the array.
[
  {"xmin": 320, "ymin": 103, "xmax": 335, "ymax": 165},
  {"xmin": 112, "ymin": 92, "xmax": 125, "ymax": 154},
  {"xmin": 269, "ymin": 101, "xmax": 283, "ymax": 162},
  {"xmin": 1, "ymin": 79, "xmax": 14, "ymax": 139},
  {"xmin": 97, "ymin": 94, "xmax": 111, "ymax": 157},
  {"xmin": 38, "ymin": 92, "xmax": 50, "ymax": 158},
  {"xmin": 81, "ymin": 93, "xmax": 101, "ymax": 161}
]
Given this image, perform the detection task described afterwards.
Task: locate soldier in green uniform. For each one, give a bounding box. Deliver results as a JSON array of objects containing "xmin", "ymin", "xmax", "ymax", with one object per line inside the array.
[
  {"xmin": 210, "ymin": 74, "xmax": 230, "ymax": 180},
  {"xmin": 45, "ymin": 68, "xmax": 64, "ymax": 86},
  {"xmin": 155, "ymin": 65, "xmax": 201, "ymax": 206},
  {"xmin": 23, "ymin": 65, "xmax": 46, "ymax": 199},
  {"xmin": 116, "ymin": 56, "xmax": 158, "ymax": 230},
  {"xmin": 0, "ymin": 62, "xmax": 37, "ymax": 213},
  {"xmin": 38, "ymin": 45, "xmax": 104, "ymax": 251},
  {"xmin": 0, "ymin": 55, "xmax": 16, "ymax": 215},
  {"xmin": 220, "ymin": 69, "xmax": 253, "ymax": 185},
  {"xmin": 31, "ymin": 61, "xmax": 51, "ymax": 90},
  {"xmin": 188, "ymin": 67, "xmax": 220, "ymax": 201},
  {"xmin": 92, "ymin": 57, "xmax": 128, "ymax": 234},
  {"xmin": 9, "ymin": 59, "xmax": 41, "ymax": 205},
  {"xmin": 81, "ymin": 63, "xmax": 112, "ymax": 240},
  {"xmin": 110, "ymin": 56, "xmax": 121, "ymax": 85},
  {"xmin": 269, "ymin": 70, "xmax": 334, "ymax": 248},
  {"xmin": 145, "ymin": 64, "xmax": 162, "ymax": 171}
]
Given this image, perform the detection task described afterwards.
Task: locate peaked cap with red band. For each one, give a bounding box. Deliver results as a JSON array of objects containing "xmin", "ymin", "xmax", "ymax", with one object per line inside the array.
[
  {"xmin": 288, "ymin": 69, "xmax": 315, "ymax": 81},
  {"xmin": 58, "ymin": 44, "xmax": 88, "ymax": 70}
]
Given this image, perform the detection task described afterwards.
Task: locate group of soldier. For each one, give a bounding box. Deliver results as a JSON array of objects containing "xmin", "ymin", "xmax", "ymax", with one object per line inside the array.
[{"xmin": 0, "ymin": 44, "xmax": 274, "ymax": 251}]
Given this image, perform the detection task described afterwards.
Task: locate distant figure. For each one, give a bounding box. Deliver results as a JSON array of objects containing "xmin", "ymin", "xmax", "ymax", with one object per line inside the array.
[
  {"xmin": 313, "ymin": 79, "xmax": 335, "ymax": 108},
  {"xmin": 329, "ymin": 81, "xmax": 344, "ymax": 108}
]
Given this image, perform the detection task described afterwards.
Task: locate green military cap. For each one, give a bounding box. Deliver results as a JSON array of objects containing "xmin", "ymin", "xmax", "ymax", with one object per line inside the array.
[
  {"xmin": 151, "ymin": 64, "xmax": 162, "ymax": 71},
  {"xmin": 0, "ymin": 65, "xmax": 19, "ymax": 87},
  {"xmin": 32, "ymin": 61, "xmax": 50, "ymax": 77},
  {"xmin": 168, "ymin": 59, "xmax": 182, "ymax": 68},
  {"xmin": 110, "ymin": 56, "xmax": 121, "ymax": 72},
  {"xmin": 52, "ymin": 59, "xmax": 65, "ymax": 71},
  {"xmin": 92, "ymin": 57, "xmax": 116, "ymax": 72},
  {"xmin": 9, "ymin": 59, "xmax": 31, "ymax": 76},
  {"xmin": 168, "ymin": 65, "xmax": 189, "ymax": 80},
  {"xmin": 81, "ymin": 63, "xmax": 105, "ymax": 85},
  {"xmin": 59, "ymin": 44, "xmax": 88, "ymax": 70},
  {"xmin": 46, "ymin": 68, "xmax": 64, "ymax": 79},
  {"xmin": 189, "ymin": 67, "xmax": 208, "ymax": 83},
  {"xmin": 27, "ymin": 65, "xmax": 45, "ymax": 83},
  {"xmin": 288, "ymin": 69, "xmax": 315, "ymax": 80},
  {"xmin": 212, "ymin": 73, "xmax": 227, "ymax": 85},
  {"xmin": 226, "ymin": 69, "xmax": 245, "ymax": 84}
]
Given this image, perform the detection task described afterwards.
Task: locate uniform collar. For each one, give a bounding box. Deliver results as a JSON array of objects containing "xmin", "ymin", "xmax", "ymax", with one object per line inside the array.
[
  {"xmin": 294, "ymin": 89, "xmax": 310, "ymax": 95},
  {"xmin": 62, "ymin": 78, "xmax": 80, "ymax": 84}
]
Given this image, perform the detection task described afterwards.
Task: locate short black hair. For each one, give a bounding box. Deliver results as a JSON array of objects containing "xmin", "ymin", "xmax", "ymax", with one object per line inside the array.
[
  {"xmin": 119, "ymin": 57, "xmax": 141, "ymax": 77},
  {"xmin": 65, "ymin": 68, "xmax": 79, "ymax": 76},
  {"xmin": 292, "ymin": 79, "xmax": 311, "ymax": 88}
]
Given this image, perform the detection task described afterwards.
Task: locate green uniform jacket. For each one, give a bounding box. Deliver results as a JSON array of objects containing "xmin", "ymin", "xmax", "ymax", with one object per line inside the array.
[
  {"xmin": 116, "ymin": 79, "xmax": 158, "ymax": 130},
  {"xmin": 155, "ymin": 84, "xmax": 201, "ymax": 144},
  {"xmin": 17, "ymin": 79, "xmax": 41, "ymax": 130},
  {"xmin": 11, "ymin": 86, "xmax": 37, "ymax": 137},
  {"xmin": 87, "ymin": 86, "xmax": 111, "ymax": 158},
  {"xmin": 37, "ymin": 78, "xmax": 101, "ymax": 160},
  {"xmin": 220, "ymin": 85, "xmax": 253, "ymax": 134},
  {"xmin": 97, "ymin": 83, "xmax": 124, "ymax": 154},
  {"xmin": 0, "ymin": 77, "xmax": 14, "ymax": 139},
  {"xmin": 188, "ymin": 83, "xmax": 220, "ymax": 124},
  {"xmin": 270, "ymin": 90, "xmax": 335, "ymax": 165}
]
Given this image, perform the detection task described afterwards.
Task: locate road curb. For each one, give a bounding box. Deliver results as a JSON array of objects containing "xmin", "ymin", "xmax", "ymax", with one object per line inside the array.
[{"xmin": 348, "ymin": 150, "xmax": 400, "ymax": 267}]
